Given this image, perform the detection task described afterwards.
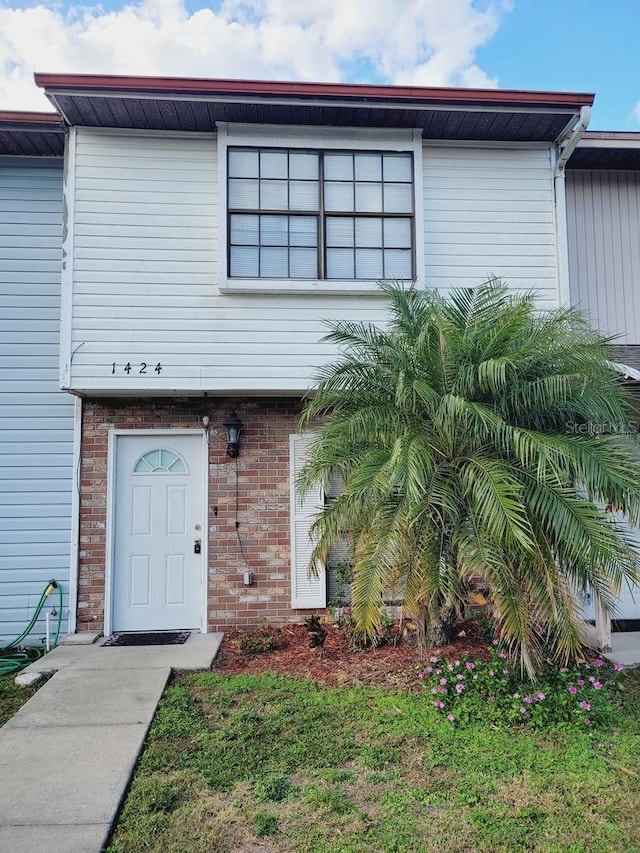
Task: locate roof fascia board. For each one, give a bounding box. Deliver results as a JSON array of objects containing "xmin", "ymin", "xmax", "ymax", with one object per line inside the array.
[{"xmin": 33, "ymin": 73, "xmax": 594, "ymax": 107}]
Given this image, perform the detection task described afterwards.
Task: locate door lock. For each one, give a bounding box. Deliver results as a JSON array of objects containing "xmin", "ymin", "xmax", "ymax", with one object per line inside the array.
[{"xmin": 194, "ymin": 539, "xmax": 202, "ymax": 554}]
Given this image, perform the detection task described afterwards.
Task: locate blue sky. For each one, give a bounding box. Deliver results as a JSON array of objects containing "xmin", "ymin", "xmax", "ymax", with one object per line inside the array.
[{"xmin": 0, "ymin": 0, "xmax": 638, "ymax": 129}]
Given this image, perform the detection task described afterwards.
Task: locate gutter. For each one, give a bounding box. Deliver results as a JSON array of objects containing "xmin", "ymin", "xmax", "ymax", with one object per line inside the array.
[
  {"xmin": 555, "ymin": 105, "xmax": 591, "ymax": 175},
  {"xmin": 554, "ymin": 105, "xmax": 591, "ymax": 306}
]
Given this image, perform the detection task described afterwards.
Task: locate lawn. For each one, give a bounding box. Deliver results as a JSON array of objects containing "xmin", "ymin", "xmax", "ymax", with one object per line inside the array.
[
  {"xmin": 0, "ymin": 673, "xmax": 44, "ymax": 727},
  {"xmin": 106, "ymin": 668, "xmax": 640, "ymax": 852}
]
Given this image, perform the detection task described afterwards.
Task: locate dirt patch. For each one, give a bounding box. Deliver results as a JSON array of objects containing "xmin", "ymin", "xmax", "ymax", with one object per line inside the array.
[{"xmin": 212, "ymin": 620, "xmax": 491, "ymax": 690}]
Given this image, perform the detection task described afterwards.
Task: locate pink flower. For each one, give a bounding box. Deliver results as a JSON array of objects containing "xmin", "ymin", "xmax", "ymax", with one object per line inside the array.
[
  {"xmin": 440, "ymin": 678, "xmax": 448, "ymax": 686},
  {"xmin": 447, "ymin": 664, "xmax": 454, "ymax": 672},
  {"xmin": 454, "ymin": 660, "xmax": 460, "ymax": 666},
  {"xmin": 418, "ymin": 672, "xmax": 425, "ymax": 679},
  {"xmin": 439, "ymin": 687, "xmax": 447, "ymax": 694},
  {"xmin": 577, "ymin": 679, "xmax": 585, "ymax": 686},
  {"xmin": 519, "ymin": 707, "xmax": 527, "ymax": 714},
  {"xmin": 513, "ymin": 693, "xmax": 520, "ymax": 699},
  {"xmin": 597, "ymin": 742, "xmax": 605, "ymax": 749},
  {"xmin": 579, "ymin": 701, "xmax": 591, "ymax": 710},
  {"xmin": 614, "ymin": 663, "xmax": 623, "ymax": 671},
  {"xmin": 594, "ymin": 658, "xmax": 604, "ymax": 667},
  {"xmin": 499, "ymin": 651, "xmax": 507, "ymax": 659},
  {"xmin": 492, "ymin": 639, "xmax": 499, "ymax": 646},
  {"xmin": 524, "ymin": 696, "xmax": 534, "ymax": 704},
  {"xmin": 447, "ymin": 714, "xmax": 455, "ymax": 722},
  {"xmin": 436, "ymin": 669, "xmax": 442, "ymax": 675},
  {"xmin": 537, "ymin": 692, "xmax": 546, "ymax": 700},
  {"xmin": 593, "ymin": 681, "xmax": 602, "ymax": 690},
  {"xmin": 434, "ymin": 700, "xmax": 444, "ymax": 709},
  {"xmin": 456, "ymin": 674, "xmax": 464, "ymax": 681},
  {"xmin": 568, "ymin": 685, "xmax": 577, "ymax": 695},
  {"xmin": 425, "ymin": 666, "xmax": 433, "ymax": 673},
  {"xmin": 465, "ymin": 662, "xmax": 475, "ymax": 670},
  {"xmin": 455, "ymin": 684, "xmax": 465, "ymax": 693},
  {"xmin": 588, "ymin": 675, "xmax": 596, "ymax": 683},
  {"xmin": 489, "ymin": 670, "xmax": 494, "ymax": 677},
  {"xmin": 473, "ymin": 674, "xmax": 478, "ymax": 680},
  {"xmin": 502, "ymin": 668, "xmax": 509, "ymax": 675},
  {"xmin": 431, "ymin": 688, "xmax": 438, "ymax": 695},
  {"xmin": 584, "ymin": 718, "xmax": 591, "ymax": 725},
  {"xmin": 430, "ymin": 655, "xmax": 439, "ymax": 663},
  {"xmin": 487, "ymin": 695, "xmax": 495, "ymax": 702}
]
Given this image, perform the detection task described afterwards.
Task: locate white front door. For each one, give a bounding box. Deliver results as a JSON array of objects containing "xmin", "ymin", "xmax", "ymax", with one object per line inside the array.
[{"xmin": 112, "ymin": 433, "xmax": 204, "ymax": 632}]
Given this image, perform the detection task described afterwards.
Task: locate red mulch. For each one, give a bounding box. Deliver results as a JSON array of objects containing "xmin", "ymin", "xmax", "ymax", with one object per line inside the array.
[{"xmin": 212, "ymin": 620, "xmax": 491, "ymax": 690}]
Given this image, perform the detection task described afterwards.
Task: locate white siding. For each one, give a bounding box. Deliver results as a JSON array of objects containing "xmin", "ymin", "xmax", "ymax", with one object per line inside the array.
[
  {"xmin": 567, "ymin": 170, "xmax": 640, "ymax": 343},
  {"xmin": 423, "ymin": 144, "xmax": 558, "ymax": 307},
  {"xmin": 68, "ymin": 130, "xmax": 560, "ymax": 394},
  {"xmin": 0, "ymin": 157, "xmax": 72, "ymax": 644}
]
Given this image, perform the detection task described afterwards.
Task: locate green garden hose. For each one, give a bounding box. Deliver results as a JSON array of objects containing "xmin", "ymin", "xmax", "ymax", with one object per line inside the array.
[{"xmin": 0, "ymin": 580, "xmax": 63, "ymax": 675}]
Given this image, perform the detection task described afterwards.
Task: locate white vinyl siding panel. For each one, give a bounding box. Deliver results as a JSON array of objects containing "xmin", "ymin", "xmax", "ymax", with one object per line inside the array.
[
  {"xmin": 422, "ymin": 145, "xmax": 558, "ymax": 307},
  {"xmin": 68, "ymin": 131, "xmax": 559, "ymax": 393},
  {"xmin": 566, "ymin": 170, "xmax": 640, "ymax": 343},
  {"xmin": 289, "ymin": 434, "xmax": 326, "ymax": 609},
  {"xmin": 0, "ymin": 158, "xmax": 72, "ymax": 644},
  {"xmin": 69, "ymin": 130, "xmax": 391, "ymax": 393}
]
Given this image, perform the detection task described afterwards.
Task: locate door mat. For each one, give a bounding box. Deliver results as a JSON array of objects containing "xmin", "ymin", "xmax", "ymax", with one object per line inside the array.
[{"xmin": 102, "ymin": 631, "xmax": 191, "ymax": 647}]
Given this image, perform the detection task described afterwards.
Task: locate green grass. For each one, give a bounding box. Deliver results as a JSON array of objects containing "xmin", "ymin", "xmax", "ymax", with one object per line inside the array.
[
  {"xmin": 0, "ymin": 673, "xmax": 44, "ymax": 727},
  {"xmin": 107, "ymin": 670, "xmax": 640, "ymax": 852}
]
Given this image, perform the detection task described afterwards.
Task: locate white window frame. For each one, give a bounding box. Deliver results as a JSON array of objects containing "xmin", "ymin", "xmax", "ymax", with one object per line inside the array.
[{"xmin": 218, "ymin": 123, "xmax": 425, "ymax": 295}]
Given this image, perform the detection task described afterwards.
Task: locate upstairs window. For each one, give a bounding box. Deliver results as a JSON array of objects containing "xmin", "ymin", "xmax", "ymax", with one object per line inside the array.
[{"xmin": 228, "ymin": 148, "xmax": 414, "ymax": 281}]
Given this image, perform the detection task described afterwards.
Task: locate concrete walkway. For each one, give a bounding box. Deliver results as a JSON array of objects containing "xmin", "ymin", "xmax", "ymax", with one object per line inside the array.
[{"xmin": 0, "ymin": 632, "xmax": 223, "ymax": 853}]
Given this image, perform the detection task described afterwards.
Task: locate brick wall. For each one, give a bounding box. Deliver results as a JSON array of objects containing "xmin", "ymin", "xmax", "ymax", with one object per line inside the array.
[{"xmin": 77, "ymin": 396, "xmax": 322, "ymax": 633}]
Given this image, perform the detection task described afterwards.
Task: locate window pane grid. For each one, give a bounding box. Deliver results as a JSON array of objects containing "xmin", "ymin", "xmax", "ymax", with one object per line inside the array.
[
  {"xmin": 228, "ymin": 147, "xmax": 413, "ymax": 280},
  {"xmin": 230, "ymin": 214, "xmax": 318, "ymax": 278}
]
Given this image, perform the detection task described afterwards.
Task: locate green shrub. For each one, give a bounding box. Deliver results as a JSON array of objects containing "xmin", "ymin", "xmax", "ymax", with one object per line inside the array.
[
  {"xmin": 419, "ymin": 646, "xmax": 625, "ymax": 730},
  {"xmin": 238, "ymin": 626, "xmax": 276, "ymax": 655}
]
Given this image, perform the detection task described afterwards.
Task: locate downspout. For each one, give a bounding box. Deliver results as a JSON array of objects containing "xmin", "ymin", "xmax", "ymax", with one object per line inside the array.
[{"xmin": 554, "ymin": 105, "xmax": 591, "ymax": 307}]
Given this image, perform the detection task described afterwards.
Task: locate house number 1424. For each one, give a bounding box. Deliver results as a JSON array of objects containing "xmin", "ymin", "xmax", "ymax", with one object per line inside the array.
[{"xmin": 111, "ymin": 362, "xmax": 162, "ymax": 374}]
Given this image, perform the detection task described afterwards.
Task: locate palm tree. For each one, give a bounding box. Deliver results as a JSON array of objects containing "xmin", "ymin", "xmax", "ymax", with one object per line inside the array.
[{"xmin": 298, "ymin": 280, "xmax": 640, "ymax": 676}]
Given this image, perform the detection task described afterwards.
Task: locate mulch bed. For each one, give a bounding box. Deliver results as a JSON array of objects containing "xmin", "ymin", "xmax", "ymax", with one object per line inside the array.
[{"xmin": 212, "ymin": 619, "xmax": 491, "ymax": 690}]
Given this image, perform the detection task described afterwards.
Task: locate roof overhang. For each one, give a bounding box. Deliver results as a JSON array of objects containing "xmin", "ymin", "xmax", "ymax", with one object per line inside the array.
[
  {"xmin": 0, "ymin": 111, "xmax": 65, "ymax": 156},
  {"xmin": 34, "ymin": 73, "xmax": 594, "ymax": 143},
  {"xmin": 568, "ymin": 131, "xmax": 640, "ymax": 170}
]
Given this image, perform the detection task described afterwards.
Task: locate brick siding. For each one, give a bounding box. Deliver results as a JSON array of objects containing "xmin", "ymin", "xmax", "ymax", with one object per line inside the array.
[{"xmin": 77, "ymin": 397, "xmax": 322, "ymax": 633}]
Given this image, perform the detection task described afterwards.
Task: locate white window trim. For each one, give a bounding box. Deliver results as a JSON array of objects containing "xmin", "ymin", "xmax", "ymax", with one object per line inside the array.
[
  {"xmin": 218, "ymin": 122, "xmax": 425, "ymax": 295},
  {"xmin": 289, "ymin": 433, "xmax": 326, "ymax": 609}
]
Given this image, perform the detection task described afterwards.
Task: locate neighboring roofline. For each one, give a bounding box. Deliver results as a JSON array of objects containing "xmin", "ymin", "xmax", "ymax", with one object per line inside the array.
[
  {"xmin": 0, "ymin": 110, "xmax": 64, "ymax": 127},
  {"xmin": 34, "ymin": 72, "xmax": 594, "ymax": 110},
  {"xmin": 578, "ymin": 131, "xmax": 640, "ymax": 149}
]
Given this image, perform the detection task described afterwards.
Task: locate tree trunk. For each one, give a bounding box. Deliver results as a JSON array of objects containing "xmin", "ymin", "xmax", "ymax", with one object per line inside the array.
[{"xmin": 415, "ymin": 603, "xmax": 457, "ymax": 650}]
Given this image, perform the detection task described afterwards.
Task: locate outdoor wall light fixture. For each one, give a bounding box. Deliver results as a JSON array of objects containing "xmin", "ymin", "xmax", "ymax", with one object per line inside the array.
[{"xmin": 224, "ymin": 412, "xmax": 243, "ymax": 457}]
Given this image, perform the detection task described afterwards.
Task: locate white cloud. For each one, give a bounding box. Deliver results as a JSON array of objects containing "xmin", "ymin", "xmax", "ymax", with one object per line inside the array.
[{"xmin": 0, "ymin": 0, "xmax": 510, "ymax": 110}]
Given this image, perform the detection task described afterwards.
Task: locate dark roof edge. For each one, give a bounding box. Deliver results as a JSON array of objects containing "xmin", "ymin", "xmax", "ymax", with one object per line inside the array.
[{"xmin": 34, "ymin": 72, "xmax": 595, "ymax": 110}]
